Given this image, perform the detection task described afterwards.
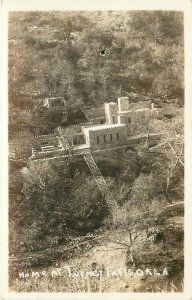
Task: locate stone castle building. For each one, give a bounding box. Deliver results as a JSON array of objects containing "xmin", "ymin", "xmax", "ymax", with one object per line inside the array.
[{"xmin": 30, "ymin": 97, "xmax": 158, "ymax": 161}]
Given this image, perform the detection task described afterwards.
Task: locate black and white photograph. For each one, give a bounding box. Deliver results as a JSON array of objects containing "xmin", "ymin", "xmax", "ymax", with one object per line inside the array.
[{"xmin": 1, "ymin": 0, "xmax": 192, "ymax": 298}]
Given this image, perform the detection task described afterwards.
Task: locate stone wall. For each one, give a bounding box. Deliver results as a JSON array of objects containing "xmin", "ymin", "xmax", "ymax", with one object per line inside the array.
[
  {"xmin": 88, "ymin": 125, "xmax": 127, "ymax": 150},
  {"xmin": 32, "ymin": 134, "xmax": 59, "ymax": 150},
  {"xmin": 90, "ymin": 117, "xmax": 106, "ymax": 125},
  {"xmin": 105, "ymin": 102, "xmax": 118, "ymax": 124},
  {"xmin": 31, "ymin": 148, "xmax": 69, "ymax": 160},
  {"xmin": 117, "ymin": 113, "xmax": 132, "ymax": 124},
  {"xmin": 72, "ymin": 133, "xmax": 85, "ymax": 145},
  {"xmin": 118, "ymin": 97, "xmax": 129, "ymax": 112},
  {"xmin": 118, "ymin": 109, "xmax": 158, "ymax": 136}
]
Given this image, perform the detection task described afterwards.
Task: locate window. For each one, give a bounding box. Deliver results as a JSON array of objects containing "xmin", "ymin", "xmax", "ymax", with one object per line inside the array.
[
  {"xmin": 103, "ymin": 135, "xmax": 106, "ymax": 143},
  {"xmin": 116, "ymin": 133, "xmax": 119, "ymax": 140},
  {"xmin": 128, "ymin": 117, "xmax": 131, "ymax": 124},
  {"xmin": 97, "ymin": 136, "xmax": 100, "ymax": 144},
  {"xmin": 112, "ymin": 116, "xmax": 115, "ymax": 124},
  {"xmin": 110, "ymin": 133, "xmax": 113, "ymax": 142}
]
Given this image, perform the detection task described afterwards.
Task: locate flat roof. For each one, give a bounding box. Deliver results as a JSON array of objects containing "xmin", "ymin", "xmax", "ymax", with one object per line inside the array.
[{"xmin": 82, "ymin": 123, "xmax": 125, "ymax": 132}]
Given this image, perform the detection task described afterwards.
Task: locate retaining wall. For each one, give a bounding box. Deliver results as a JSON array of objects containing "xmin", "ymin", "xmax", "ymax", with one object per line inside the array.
[{"xmin": 88, "ymin": 125, "xmax": 127, "ymax": 150}]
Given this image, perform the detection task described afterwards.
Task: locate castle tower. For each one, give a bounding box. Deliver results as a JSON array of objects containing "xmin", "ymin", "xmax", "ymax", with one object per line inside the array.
[
  {"xmin": 117, "ymin": 97, "xmax": 130, "ymax": 124},
  {"xmin": 104, "ymin": 102, "xmax": 118, "ymax": 124},
  {"xmin": 117, "ymin": 97, "xmax": 129, "ymax": 112}
]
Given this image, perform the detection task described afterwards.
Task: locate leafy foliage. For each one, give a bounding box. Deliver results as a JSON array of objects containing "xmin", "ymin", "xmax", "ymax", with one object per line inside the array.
[{"xmin": 9, "ymin": 11, "xmax": 183, "ymax": 110}]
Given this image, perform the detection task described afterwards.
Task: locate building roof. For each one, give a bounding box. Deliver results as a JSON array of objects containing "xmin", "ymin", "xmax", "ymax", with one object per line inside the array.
[{"xmin": 82, "ymin": 123, "xmax": 125, "ymax": 132}]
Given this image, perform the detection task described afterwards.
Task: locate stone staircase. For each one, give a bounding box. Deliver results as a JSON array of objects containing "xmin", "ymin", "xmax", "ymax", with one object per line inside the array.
[{"xmin": 83, "ymin": 151, "xmax": 117, "ymax": 215}]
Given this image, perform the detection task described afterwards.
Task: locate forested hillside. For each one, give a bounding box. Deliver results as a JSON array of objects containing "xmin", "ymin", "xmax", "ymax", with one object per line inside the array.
[{"xmin": 9, "ymin": 11, "xmax": 183, "ymax": 110}]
